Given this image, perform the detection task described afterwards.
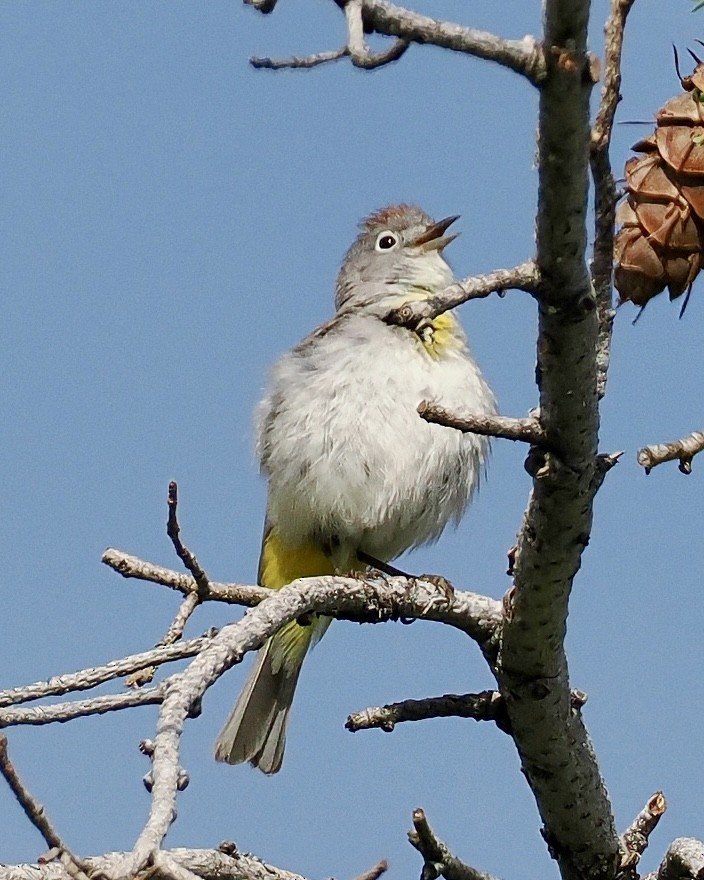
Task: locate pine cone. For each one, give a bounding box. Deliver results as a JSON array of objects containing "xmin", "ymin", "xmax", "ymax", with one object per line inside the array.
[{"xmin": 614, "ymin": 55, "xmax": 704, "ymax": 313}]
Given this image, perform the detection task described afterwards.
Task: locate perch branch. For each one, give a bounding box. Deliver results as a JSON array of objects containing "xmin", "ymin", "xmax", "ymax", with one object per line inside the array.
[
  {"xmin": 0, "ymin": 848, "xmax": 309, "ymax": 880},
  {"xmin": 408, "ymin": 809, "xmax": 498, "ymax": 880},
  {"xmin": 107, "ymin": 571, "xmax": 501, "ymax": 878},
  {"xmin": 384, "ymin": 261, "xmax": 540, "ymax": 329},
  {"xmin": 637, "ymin": 430, "xmax": 704, "ymax": 475}
]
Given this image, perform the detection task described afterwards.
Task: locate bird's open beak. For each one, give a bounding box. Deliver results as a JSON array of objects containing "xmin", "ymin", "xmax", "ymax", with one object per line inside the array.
[{"xmin": 411, "ymin": 214, "xmax": 460, "ymax": 252}]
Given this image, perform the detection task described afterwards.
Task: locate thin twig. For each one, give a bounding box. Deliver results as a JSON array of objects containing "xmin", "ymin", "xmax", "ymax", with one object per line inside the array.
[
  {"xmin": 0, "ymin": 635, "xmax": 213, "ymax": 708},
  {"xmin": 417, "ymin": 403, "xmax": 547, "ymax": 447},
  {"xmin": 620, "ymin": 791, "xmax": 667, "ymax": 868},
  {"xmin": 167, "ymin": 482, "xmax": 211, "ymax": 600},
  {"xmin": 251, "ymin": 46, "xmax": 349, "ymax": 69},
  {"xmin": 408, "ymin": 809, "xmax": 499, "ymax": 880},
  {"xmin": 590, "ymin": 0, "xmax": 636, "ymax": 399},
  {"xmin": 384, "ymin": 261, "xmax": 540, "ymax": 329},
  {"xmin": 637, "ymin": 430, "xmax": 704, "ymax": 475},
  {"xmin": 0, "ymin": 736, "xmax": 91, "ymax": 880},
  {"xmin": 0, "ymin": 686, "xmax": 166, "ymax": 728},
  {"xmin": 346, "ymin": 690, "xmax": 509, "ymax": 733}
]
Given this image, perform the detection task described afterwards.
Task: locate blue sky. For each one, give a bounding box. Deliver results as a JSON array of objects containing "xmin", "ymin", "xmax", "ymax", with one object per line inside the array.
[{"xmin": 1, "ymin": 2, "xmax": 702, "ymax": 878}]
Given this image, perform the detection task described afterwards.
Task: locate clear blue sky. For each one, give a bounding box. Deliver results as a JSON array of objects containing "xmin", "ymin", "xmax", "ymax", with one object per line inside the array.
[{"xmin": 1, "ymin": 2, "xmax": 702, "ymax": 878}]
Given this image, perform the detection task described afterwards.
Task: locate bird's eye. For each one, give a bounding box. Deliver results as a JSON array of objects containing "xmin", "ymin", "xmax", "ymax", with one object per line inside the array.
[{"xmin": 375, "ymin": 231, "xmax": 398, "ymax": 252}]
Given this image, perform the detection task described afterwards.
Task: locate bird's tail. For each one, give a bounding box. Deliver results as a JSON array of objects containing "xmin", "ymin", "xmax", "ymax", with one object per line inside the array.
[
  {"xmin": 213, "ymin": 616, "xmax": 328, "ymax": 773},
  {"xmin": 214, "ymin": 527, "xmax": 336, "ymax": 773}
]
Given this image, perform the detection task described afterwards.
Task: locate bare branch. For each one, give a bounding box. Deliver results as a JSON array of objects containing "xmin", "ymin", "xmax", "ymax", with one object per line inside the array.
[
  {"xmin": 247, "ymin": 0, "xmax": 544, "ymax": 82},
  {"xmin": 620, "ymin": 791, "xmax": 667, "ymax": 868},
  {"xmin": 104, "ymin": 572, "xmax": 501, "ymax": 877},
  {"xmin": 491, "ymin": 2, "xmax": 622, "ymax": 877},
  {"xmin": 0, "ymin": 636, "xmax": 212, "ymax": 708},
  {"xmin": 167, "ymin": 482, "xmax": 211, "ymax": 600},
  {"xmin": 408, "ymin": 809, "xmax": 499, "ymax": 880},
  {"xmin": 417, "ymin": 403, "xmax": 547, "ymax": 447},
  {"xmin": 0, "ymin": 848, "xmax": 309, "ymax": 880},
  {"xmin": 347, "ymin": 688, "xmax": 587, "ymax": 734},
  {"xmin": 0, "ymin": 736, "xmax": 90, "ymax": 880},
  {"xmin": 344, "ymin": 0, "xmax": 545, "ymax": 83},
  {"xmin": 590, "ymin": 0, "xmax": 636, "ymax": 399},
  {"xmin": 637, "ymin": 430, "xmax": 704, "ymax": 475},
  {"xmin": 649, "ymin": 838, "xmax": 704, "ymax": 880},
  {"xmin": 344, "ymin": 0, "xmax": 408, "ymax": 69},
  {"xmin": 102, "ymin": 548, "xmax": 271, "ymax": 606},
  {"xmin": 384, "ymin": 261, "xmax": 540, "ymax": 329},
  {"xmin": 352, "ymin": 861, "xmax": 389, "ymax": 880},
  {"xmin": 126, "ymin": 482, "xmax": 210, "ymax": 687},
  {"xmin": 0, "ymin": 686, "xmax": 166, "ymax": 729},
  {"xmin": 251, "ymin": 46, "xmax": 349, "ymax": 70},
  {"xmin": 345, "ymin": 690, "xmax": 509, "ymax": 733}
]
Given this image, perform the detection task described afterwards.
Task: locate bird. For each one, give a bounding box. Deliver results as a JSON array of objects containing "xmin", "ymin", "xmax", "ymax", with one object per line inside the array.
[{"xmin": 214, "ymin": 203, "xmax": 497, "ymax": 773}]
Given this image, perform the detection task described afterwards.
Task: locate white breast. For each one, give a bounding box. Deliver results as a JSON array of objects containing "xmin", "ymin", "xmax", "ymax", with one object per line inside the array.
[{"xmin": 257, "ymin": 312, "xmax": 496, "ymax": 562}]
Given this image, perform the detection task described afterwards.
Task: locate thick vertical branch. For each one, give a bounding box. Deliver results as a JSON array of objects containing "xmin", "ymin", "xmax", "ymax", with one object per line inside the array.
[{"xmin": 495, "ymin": 2, "xmax": 621, "ymax": 879}]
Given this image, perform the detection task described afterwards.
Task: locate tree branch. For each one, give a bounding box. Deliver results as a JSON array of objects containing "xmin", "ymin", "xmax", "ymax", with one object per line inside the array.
[
  {"xmin": 102, "ymin": 548, "xmax": 271, "ymax": 605},
  {"xmin": 620, "ymin": 792, "xmax": 667, "ymax": 869},
  {"xmin": 345, "ymin": 690, "xmax": 509, "ymax": 733},
  {"xmin": 344, "ymin": 0, "xmax": 409, "ymax": 69},
  {"xmin": 492, "ymin": 2, "xmax": 622, "ymax": 879},
  {"xmin": 0, "ymin": 736, "xmax": 90, "ymax": 880},
  {"xmin": 248, "ymin": 0, "xmax": 545, "ymax": 82},
  {"xmin": 342, "ymin": 0, "xmax": 545, "ymax": 83},
  {"xmin": 417, "ymin": 403, "xmax": 547, "ymax": 447},
  {"xmin": 590, "ymin": 0, "xmax": 636, "ymax": 400},
  {"xmin": 0, "ymin": 686, "xmax": 166, "ymax": 729},
  {"xmin": 408, "ymin": 809, "xmax": 499, "ymax": 880},
  {"xmin": 648, "ymin": 838, "xmax": 704, "ymax": 880},
  {"xmin": 97, "ymin": 572, "xmax": 501, "ymax": 878},
  {"xmin": 0, "ymin": 637, "xmax": 213, "ymax": 709},
  {"xmin": 637, "ymin": 430, "xmax": 704, "ymax": 475},
  {"xmin": 384, "ymin": 261, "xmax": 540, "ymax": 330},
  {"xmin": 0, "ymin": 848, "xmax": 309, "ymax": 880}
]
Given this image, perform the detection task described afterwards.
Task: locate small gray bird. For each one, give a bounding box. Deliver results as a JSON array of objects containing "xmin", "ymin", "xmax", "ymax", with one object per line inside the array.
[{"xmin": 214, "ymin": 204, "xmax": 497, "ymax": 773}]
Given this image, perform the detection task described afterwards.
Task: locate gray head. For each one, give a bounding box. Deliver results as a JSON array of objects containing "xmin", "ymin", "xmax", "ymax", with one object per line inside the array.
[{"xmin": 335, "ymin": 204, "xmax": 459, "ymax": 312}]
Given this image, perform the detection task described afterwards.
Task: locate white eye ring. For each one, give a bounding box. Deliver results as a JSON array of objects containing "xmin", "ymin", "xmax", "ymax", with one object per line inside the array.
[{"xmin": 375, "ymin": 231, "xmax": 399, "ymax": 252}]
